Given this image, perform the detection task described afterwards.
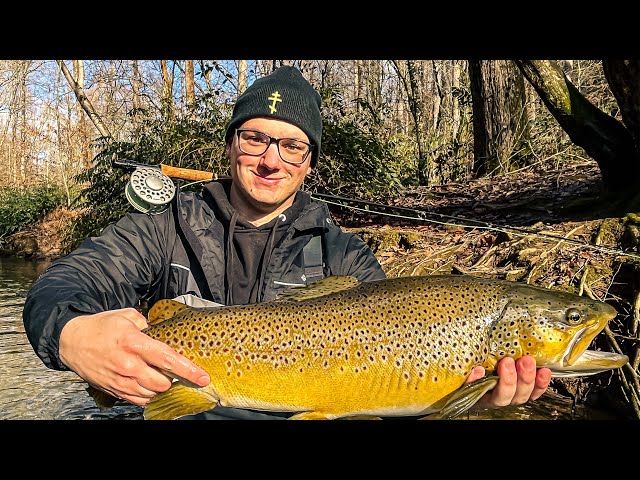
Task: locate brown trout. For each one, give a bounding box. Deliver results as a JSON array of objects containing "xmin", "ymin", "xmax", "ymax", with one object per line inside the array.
[{"xmin": 132, "ymin": 274, "xmax": 627, "ymax": 420}]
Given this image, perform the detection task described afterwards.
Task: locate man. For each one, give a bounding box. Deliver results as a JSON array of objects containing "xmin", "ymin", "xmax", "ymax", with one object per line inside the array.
[{"xmin": 22, "ymin": 65, "xmax": 551, "ymax": 419}]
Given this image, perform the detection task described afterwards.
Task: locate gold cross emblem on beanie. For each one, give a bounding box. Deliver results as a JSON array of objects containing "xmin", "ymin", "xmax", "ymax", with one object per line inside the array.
[{"xmin": 268, "ymin": 91, "xmax": 282, "ymax": 114}]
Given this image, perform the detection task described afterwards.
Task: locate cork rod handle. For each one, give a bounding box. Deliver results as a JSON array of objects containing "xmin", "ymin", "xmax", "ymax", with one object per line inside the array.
[{"xmin": 160, "ymin": 164, "xmax": 216, "ymax": 182}]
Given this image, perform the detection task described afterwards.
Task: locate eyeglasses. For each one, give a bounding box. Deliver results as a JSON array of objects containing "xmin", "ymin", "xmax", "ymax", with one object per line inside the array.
[{"xmin": 236, "ymin": 129, "xmax": 314, "ymax": 165}]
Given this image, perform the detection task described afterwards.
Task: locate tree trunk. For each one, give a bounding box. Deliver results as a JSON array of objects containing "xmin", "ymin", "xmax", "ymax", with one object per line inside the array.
[
  {"xmin": 161, "ymin": 60, "xmax": 174, "ymax": 121},
  {"xmin": 55, "ymin": 66, "xmax": 71, "ymax": 206},
  {"xmin": 602, "ymin": 60, "xmax": 640, "ymax": 146},
  {"xmin": 185, "ymin": 60, "xmax": 195, "ymax": 117},
  {"xmin": 366, "ymin": 60, "xmax": 382, "ymax": 122},
  {"xmin": 72, "ymin": 60, "xmax": 92, "ymax": 168},
  {"xmin": 451, "ymin": 60, "xmax": 461, "ymax": 140},
  {"xmin": 19, "ymin": 62, "xmax": 28, "ymax": 182},
  {"xmin": 237, "ymin": 60, "xmax": 247, "ymax": 95},
  {"xmin": 131, "ymin": 60, "xmax": 142, "ymax": 132},
  {"xmin": 354, "ymin": 60, "xmax": 362, "ymax": 113},
  {"xmin": 469, "ymin": 60, "xmax": 527, "ymax": 177},
  {"xmin": 431, "ymin": 61, "xmax": 442, "ymax": 131},
  {"xmin": 57, "ymin": 60, "xmax": 112, "ymax": 139},
  {"xmin": 515, "ymin": 59, "xmax": 640, "ymax": 193},
  {"xmin": 393, "ymin": 60, "xmax": 428, "ymax": 185}
]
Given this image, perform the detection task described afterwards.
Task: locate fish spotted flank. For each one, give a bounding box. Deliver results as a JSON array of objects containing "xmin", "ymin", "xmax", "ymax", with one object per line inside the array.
[{"xmin": 135, "ymin": 274, "xmax": 628, "ymax": 420}]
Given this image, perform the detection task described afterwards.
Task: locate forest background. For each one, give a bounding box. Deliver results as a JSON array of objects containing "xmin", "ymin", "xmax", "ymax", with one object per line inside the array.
[{"xmin": 1, "ymin": 59, "xmax": 639, "ymax": 419}]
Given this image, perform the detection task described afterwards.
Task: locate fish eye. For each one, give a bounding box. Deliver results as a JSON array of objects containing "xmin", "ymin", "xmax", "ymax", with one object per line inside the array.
[{"xmin": 565, "ymin": 308, "xmax": 582, "ymax": 324}]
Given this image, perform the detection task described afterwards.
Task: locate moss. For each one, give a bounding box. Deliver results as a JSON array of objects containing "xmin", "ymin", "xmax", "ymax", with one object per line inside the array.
[
  {"xmin": 352, "ymin": 228, "xmax": 427, "ymax": 254},
  {"xmin": 594, "ymin": 217, "xmax": 626, "ymax": 247},
  {"xmin": 622, "ymin": 213, "xmax": 640, "ymax": 253}
]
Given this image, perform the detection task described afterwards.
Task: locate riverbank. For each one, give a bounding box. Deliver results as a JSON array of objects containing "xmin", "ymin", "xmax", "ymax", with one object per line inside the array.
[{"xmin": 1, "ymin": 207, "xmax": 84, "ymax": 259}]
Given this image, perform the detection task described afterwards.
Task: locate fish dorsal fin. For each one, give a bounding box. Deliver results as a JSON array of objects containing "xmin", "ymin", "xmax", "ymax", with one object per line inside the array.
[
  {"xmin": 147, "ymin": 299, "xmax": 189, "ymax": 325},
  {"xmin": 275, "ymin": 275, "xmax": 361, "ymax": 302}
]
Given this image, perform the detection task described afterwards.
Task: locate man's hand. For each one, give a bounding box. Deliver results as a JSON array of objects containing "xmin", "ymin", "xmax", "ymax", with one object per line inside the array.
[
  {"xmin": 59, "ymin": 308, "xmax": 210, "ymax": 407},
  {"xmin": 465, "ymin": 355, "xmax": 552, "ymax": 410}
]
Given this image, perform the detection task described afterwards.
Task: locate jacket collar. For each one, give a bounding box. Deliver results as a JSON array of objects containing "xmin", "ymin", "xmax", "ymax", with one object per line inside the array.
[{"xmin": 202, "ymin": 180, "xmax": 331, "ymax": 234}]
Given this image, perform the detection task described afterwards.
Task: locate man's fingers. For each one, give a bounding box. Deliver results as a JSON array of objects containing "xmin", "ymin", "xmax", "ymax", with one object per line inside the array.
[
  {"xmin": 530, "ymin": 367, "xmax": 552, "ymax": 402},
  {"xmin": 134, "ymin": 365, "xmax": 174, "ymax": 394},
  {"xmin": 119, "ymin": 393, "xmax": 155, "ymax": 407},
  {"xmin": 120, "ymin": 307, "xmax": 149, "ymax": 330},
  {"xmin": 134, "ymin": 339, "xmax": 210, "ymax": 387},
  {"xmin": 96, "ymin": 383, "xmax": 157, "ymax": 407},
  {"xmin": 464, "ymin": 365, "xmax": 486, "ymax": 384},
  {"xmin": 490, "ymin": 357, "xmax": 518, "ymax": 407},
  {"xmin": 511, "ymin": 355, "xmax": 537, "ymax": 404},
  {"xmin": 467, "ymin": 356, "xmax": 551, "ymax": 411}
]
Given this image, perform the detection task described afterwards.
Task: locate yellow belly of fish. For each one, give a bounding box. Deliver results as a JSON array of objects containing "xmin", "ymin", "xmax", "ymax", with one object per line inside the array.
[{"xmin": 199, "ymin": 354, "xmax": 468, "ymax": 419}]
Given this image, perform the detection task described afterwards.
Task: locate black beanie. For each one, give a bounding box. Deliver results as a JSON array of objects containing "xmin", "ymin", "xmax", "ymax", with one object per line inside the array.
[{"xmin": 225, "ymin": 66, "xmax": 322, "ymax": 168}]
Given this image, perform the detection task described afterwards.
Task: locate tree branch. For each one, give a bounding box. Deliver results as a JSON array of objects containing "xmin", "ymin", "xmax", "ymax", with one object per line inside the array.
[{"xmin": 56, "ymin": 60, "xmax": 112, "ymax": 140}]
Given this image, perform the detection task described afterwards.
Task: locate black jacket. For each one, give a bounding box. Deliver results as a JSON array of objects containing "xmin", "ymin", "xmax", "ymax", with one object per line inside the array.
[{"xmin": 23, "ymin": 180, "xmax": 386, "ymax": 372}]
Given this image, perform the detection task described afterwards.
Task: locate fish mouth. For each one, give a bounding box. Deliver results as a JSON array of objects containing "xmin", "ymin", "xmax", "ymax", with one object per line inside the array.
[
  {"xmin": 551, "ymin": 350, "xmax": 629, "ymax": 378},
  {"xmin": 563, "ymin": 313, "xmax": 614, "ymax": 366},
  {"xmin": 563, "ymin": 325, "xmax": 591, "ymax": 366}
]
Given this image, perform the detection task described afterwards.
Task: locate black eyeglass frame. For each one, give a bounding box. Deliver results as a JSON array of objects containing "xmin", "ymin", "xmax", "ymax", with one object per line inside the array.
[{"xmin": 235, "ymin": 129, "xmax": 315, "ymax": 165}]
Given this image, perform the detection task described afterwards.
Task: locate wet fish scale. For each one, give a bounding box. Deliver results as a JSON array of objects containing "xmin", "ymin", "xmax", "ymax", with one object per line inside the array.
[{"xmin": 136, "ymin": 274, "xmax": 626, "ymax": 420}]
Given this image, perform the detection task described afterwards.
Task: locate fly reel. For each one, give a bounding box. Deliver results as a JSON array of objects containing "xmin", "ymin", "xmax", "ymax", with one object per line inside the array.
[{"xmin": 125, "ymin": 166, "xmax": 176, "ymax": 215}]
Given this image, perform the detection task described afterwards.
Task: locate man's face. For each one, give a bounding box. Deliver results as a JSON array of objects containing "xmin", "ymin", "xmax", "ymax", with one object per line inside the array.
[{"xmin": 226, "ymin": 117, "xmax": 313, "ymax": 220}]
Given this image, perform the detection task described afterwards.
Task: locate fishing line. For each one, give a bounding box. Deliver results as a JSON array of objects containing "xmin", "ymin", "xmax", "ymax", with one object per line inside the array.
[
  {"xmin": 310, "ymin": 192, "xmax": 640, "ymax": 261},
  {"xmin": 113, "ymin": 160, "xmax": 640, "ymax": 261}
]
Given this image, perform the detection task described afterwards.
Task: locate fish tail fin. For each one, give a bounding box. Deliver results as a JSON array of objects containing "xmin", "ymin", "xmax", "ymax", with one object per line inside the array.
[
  {"xmin": 147, "ymin": 299, "xmax": 190, "ymax": 325},
  {"xmin": 143, "ymin": 382, "xmax": 219, "ymax": 420}
]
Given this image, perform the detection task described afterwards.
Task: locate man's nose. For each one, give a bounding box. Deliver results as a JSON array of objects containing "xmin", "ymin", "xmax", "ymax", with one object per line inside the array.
[{"xmin": 260, "ymin": 142, "xmax": 282, "ymax": 169}]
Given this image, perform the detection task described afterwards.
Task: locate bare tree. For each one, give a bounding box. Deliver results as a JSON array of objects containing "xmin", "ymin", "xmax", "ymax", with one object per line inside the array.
[
  {"xmin": 469, "ymin": 60, "xmax": 527, "ymax": 176},
  {"xmin": 72, "ymin": 61, "xmax": 92, "ymax": 168},
  {"xmin": 451, "ymin": 60, "xmax": 462, "ymax": 140},
  {"xmin": 17, "ymin": 61, "xmax": 28, "ymax": 182},
  {"xmin": 161, "ymin": 60, "xmax": 175, "ymax": 121},
  {"xmin": 393, "ymin": 60, "xmax": 428, "ymax": 185},
  {"xmin": 515, "ymin": 59, "xmax": 640, "ymax": 194},
  {"xmin": 185, "ymin": 60, "xmax": 195, "ymax": 117},
  {"xmin": 238, "ymin": 60, "xmax": 247, "ymax": 95},
  {"xmin": 57, "ymin": 60, "xmax": 112, "ymax": 139},
  {"xmin": 131, "ymin": 60, "xmax": 143, "ymax": 133}
]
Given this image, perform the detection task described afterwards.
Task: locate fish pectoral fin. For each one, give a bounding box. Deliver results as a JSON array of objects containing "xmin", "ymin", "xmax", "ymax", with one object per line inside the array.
[
  {"xmin": 275, "ymin": 276, "xmax": 361, "ymax": 302},
  {"xmin": 147, "ymin": 299, "xmax": 190, "ymax": 325},
  {"xmin": 143, "ymin": 382, "xmax": 218, "ymax": 420},
  {"xmin": 421, "ymin": 376, "xmax": 499, "ymax": 420},
  {"xmin": 86, "ymin": 385, "xmax": 120, "ymax": 411}
]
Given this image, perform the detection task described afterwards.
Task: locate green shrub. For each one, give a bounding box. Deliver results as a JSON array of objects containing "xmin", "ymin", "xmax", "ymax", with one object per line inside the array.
[
  {"xmin": 0, "ymin": 184, "xmax": 66, "ymax": 238},
  {"xmin": 308, "ymin": 120, "xmax": 409, "ymax": 201}
]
